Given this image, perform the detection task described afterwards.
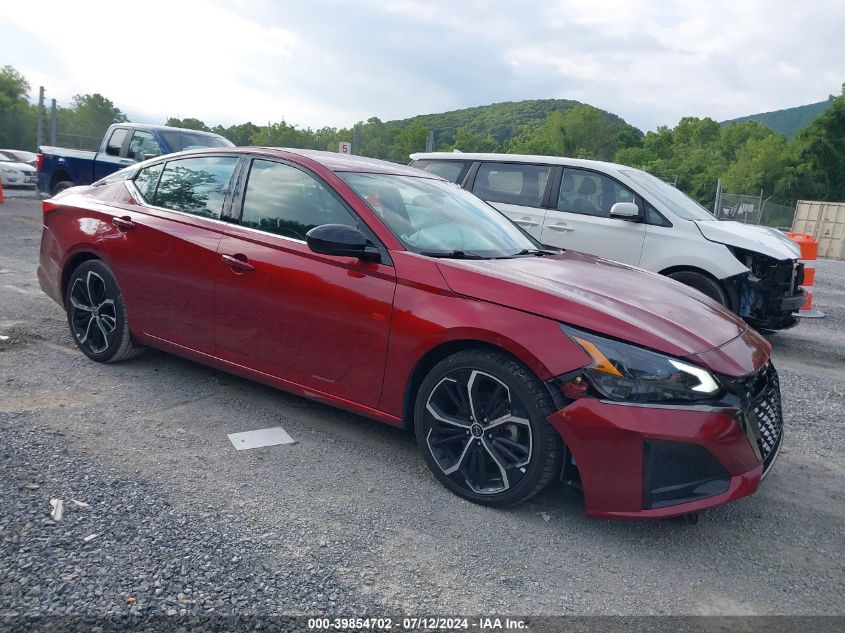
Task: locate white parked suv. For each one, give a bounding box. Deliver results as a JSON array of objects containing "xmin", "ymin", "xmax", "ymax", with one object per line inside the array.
[{"xmin": 409, "ymin": 152, "xmax": 806, "ymax": 330}]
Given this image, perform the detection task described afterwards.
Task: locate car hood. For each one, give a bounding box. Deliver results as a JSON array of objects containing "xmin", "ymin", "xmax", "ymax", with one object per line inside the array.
[
  {"xmin": 695, "ymin": 220, "xmax": 800, "ymax": 260},
  {"xmin": 436, "ymin": 251, "xmax": 749, "ymax": 358}
]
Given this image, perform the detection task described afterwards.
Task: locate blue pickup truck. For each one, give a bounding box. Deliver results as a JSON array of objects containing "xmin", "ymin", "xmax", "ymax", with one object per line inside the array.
[{"xmin": 37, "ymin": 123, "xmax": 234, "ymax": 197}]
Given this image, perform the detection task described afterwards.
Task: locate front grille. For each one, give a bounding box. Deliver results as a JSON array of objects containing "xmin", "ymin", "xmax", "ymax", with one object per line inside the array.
[{"xmin": 743, "ymin": 363, "xmax": 784, "ymax": 471}]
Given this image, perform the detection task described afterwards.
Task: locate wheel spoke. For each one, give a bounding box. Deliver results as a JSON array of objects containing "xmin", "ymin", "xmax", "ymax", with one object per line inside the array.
[
  {"xmin": 488, "ymin": 438, "xmax": 522, "ymax": 465},
  {"xmin": 485, "ymin": 414, "xmax": 530, "ymax": 430},
  {"xmin": 443, "ymin": 378, "xmax": 471, "ymax": 418},
  {"xmin": 441, "ymin": 437, "xmax": 473, "ymax": 475},
  {"xmin": 99, "ymin": 314, "xmax": 116, "ymax": 332},
  {"xmin": 95, "ymin": 318, "xmax": 111, "ymax": 345},
  {"xmin": 79, "ymin": 316, "xmax": 96, "ymax": 344},
  {"xmin": 494, "ymin": 436, "xmax": 531, "ymax": 459},
  {"xmin": 70, "ymin": 278, "xmax": 93, "ymax": 309},
  {"xmin": 476, "ymin": 443, "xmax": 487, "ymax": 488},
  {"xmin": 429, "ymin": 427, "xmax": 467, "ymax": 447},
  {"xmin": 69, "ymin": 296, "xmax": 93, "ymax": 312},
  {"xmin": 484, "ymin": 382, "xmax": 509, "ymax": 421},
  {"xmin": 480, "ymin": 438, "xmax": 510, "ymax": 491},
  {"xmin": 86, "ymin": 271, "xmax": 106, "ymax": 306},
  {"xmin": 426, "ymin": 401, "xmax": 470, "ymax": 428}
]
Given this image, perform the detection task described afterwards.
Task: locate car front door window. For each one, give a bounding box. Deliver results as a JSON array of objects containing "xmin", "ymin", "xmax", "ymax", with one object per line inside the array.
[
  {"xmin": 558, "ymin": 169, "xmax": 637, "ymax": 218},
  {"xmin": 128, "ymin": 131, "xmax": 161, "ymax": 162},
  {"xmin": 240, "ymin": 159, "xmax": 358, "ymax": 240}
]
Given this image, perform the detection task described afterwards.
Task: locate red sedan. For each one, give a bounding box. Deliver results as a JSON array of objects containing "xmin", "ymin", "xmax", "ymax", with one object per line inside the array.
[{"xmin": 37, "ymin": 148, "xmax": 783, "ymax": 519}]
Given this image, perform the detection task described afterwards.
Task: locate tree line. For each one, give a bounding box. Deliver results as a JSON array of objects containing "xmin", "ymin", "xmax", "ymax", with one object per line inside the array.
[{"xmin": 2, "ymin": 65, "xmax": 843, "ymax": 206}]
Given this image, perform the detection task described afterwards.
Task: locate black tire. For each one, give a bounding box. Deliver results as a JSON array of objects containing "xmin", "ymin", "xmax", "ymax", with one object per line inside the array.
[
  {"xmin": 65, "ymin": 260, "xmax": 143, "ymax": 363},
  {"xmin": 667, "ymin": 270, "xmax": 728, "ymax": 306},
  {"xmin": 52, "ymin": 180, "xmax": 74, "ymax": 195},
  {"xmin": 414, "ymin": 349, "xmax": 562, "ymax": 507}
]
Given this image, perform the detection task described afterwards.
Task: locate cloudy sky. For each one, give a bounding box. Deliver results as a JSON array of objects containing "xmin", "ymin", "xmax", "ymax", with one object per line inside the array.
[{"xmin": 2, "ymin": 0, "xmax": 843, "ymax": 132}]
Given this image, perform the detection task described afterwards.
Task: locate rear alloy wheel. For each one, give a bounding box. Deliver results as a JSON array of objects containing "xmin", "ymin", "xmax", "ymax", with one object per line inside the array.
[
  {"xmin": 65, "ymin": 260, "xmax": 142, "ymax": 363},
  {"xmin": 667, "ymin": 270, "xmax": 728, "ymax": 306},
  {"xmin": 414, "ymin": 350, "xmax": 562, "ymax": 506}
]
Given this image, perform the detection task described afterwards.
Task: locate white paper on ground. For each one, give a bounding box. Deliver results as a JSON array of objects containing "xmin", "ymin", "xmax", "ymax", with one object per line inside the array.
[{"xmin": 227, "ymin": 427, "xmax": 295, "ymax": 450}]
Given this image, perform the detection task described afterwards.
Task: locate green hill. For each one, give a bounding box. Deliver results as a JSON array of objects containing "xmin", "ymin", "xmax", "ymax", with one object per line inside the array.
[
  {"xmin": 385, "ymin": 98, "xmax": 638, "ymax": 147},
  {"xmin": 721, "ymin": 99, "xmax": 833, "ymax": 137}
]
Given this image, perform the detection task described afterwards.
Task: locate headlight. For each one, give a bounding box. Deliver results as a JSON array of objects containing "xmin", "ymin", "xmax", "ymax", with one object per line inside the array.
[{"xmin": 562, "ymin": 325, "xmax": 721, "ymax": 403}]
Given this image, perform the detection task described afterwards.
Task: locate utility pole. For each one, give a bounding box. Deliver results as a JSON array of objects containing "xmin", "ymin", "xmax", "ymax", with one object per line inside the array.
[
  {"xmin": 49, "ymin": 99, "xmax": 57, "ymax": 146},
  {"xmin": 425, "ymin": 130, "xmax": 434, "ymax": 152},
  {"xmin": 267, "ymin": 121, "xmax": 271, "ymax": 145},
  {"xmin": 352, "ymin": 124, "xmax": 360, "ymax": 155},
  {"xmin": 36, "ymin": 86, "xmax": 45, "ymax": 150}
]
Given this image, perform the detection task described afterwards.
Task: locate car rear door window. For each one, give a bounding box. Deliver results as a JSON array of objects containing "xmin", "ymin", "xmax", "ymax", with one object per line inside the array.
[
  {"xmin": 558, "ymin": 168, "xmax": 637, "ymax": 218},
  {"xmin": 472, "ymin": 162, "xmax": 551, "ymax": 208},
  {"xmin": 240, "ymin": 159, "xmax": 358, "ymax": 241},
  {"xmin": 134, "ymin": 163, "xmax": 164, "ymax": 202},
  {"xmin": 154, "ymin": 156, "xmax": 239, "ymax": 219},
  {"xmin": 105, "ymin": 128, "xmax": 129, "ymax": 156},
  {"xmin": 412, "ymin": 160, "xmax": 471, "ymax": 184},
  {"xmin": 128, "ymin": 131, "xmax": 162, "ymax": 162}
]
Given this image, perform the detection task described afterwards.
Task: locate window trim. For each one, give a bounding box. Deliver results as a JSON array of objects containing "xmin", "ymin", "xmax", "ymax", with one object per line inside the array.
[{"xmin": 468, "ymin": 160, "xmax": 555, "ymax": 210}]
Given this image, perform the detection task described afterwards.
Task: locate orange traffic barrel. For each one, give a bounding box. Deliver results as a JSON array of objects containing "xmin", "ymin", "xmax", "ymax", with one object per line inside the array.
[{"xmin": 787, "ymin": 232, "xmax": 825, "ymax": 318}]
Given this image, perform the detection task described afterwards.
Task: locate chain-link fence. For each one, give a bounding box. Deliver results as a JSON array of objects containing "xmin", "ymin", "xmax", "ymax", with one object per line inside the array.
[
  {"xmin": 715, "ymin": 192, "xmax": 763, "ymax": 222},
  {"xmin": 714, "ymin": 190, "xmax": 796, "ymax": 229},
  {"xmin": 759, "ymin": 200, "xmax": 797, "ymax": 230}
]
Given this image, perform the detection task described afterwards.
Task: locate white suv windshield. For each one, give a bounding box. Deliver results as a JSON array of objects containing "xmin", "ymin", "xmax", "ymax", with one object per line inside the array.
[
  {"xmin": 622, "ymin": 169, "xmax": 717, "ymax": 221},
  {"xmin": 340, "ymin": 173, "xmax": 539, "ymax": 258}
]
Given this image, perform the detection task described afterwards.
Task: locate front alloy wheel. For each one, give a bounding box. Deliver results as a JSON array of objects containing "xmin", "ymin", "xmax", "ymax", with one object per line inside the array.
[{"xmin": 415, "ymin": 350, "xmax": 562, "ymax": 506}]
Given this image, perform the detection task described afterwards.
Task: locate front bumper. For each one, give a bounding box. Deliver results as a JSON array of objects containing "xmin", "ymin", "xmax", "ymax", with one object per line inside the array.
[
  {"xmin": 547, "ymin": 364, "xmax": 783, "ymax": 519},
  {"xmin": 727, "ymin": 256, "xmax": 805, "ymax": 330}
]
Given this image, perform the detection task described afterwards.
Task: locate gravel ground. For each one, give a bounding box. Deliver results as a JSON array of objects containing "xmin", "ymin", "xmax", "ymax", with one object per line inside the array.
[{"xmin": 0, "ymin": 196, "xmax": 843, "ymax": 624}]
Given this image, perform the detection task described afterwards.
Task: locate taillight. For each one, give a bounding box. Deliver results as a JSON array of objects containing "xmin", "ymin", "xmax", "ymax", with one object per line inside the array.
[
  {"xmin": 36, "ymin": 153, "xmax": 44, "ymax": 173},
  {"xmin": 42, "ymin": 200, "xmax": 59, "ymax": 224}
]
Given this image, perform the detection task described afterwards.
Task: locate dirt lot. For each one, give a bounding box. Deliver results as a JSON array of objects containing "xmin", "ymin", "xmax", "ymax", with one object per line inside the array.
[{"xmin": 1, "ymin": 194, "xmax": 843, "ymax": 619}]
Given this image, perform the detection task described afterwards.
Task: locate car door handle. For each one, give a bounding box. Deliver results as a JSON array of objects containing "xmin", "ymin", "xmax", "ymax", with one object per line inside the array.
[
  {"xmin": 547, "ymin": 223, "xmax": 574, "ymax": 232},
  {"xmin": 514, "ymin": 218, "xmax": 540, "ymax": 227},
  {"xmin": 221, "ymin": 253, "xmax": 255, "ymax": 272},
  {"xmin": 112, "ymin": 216, "xmax": 136, "ymax": 230}
]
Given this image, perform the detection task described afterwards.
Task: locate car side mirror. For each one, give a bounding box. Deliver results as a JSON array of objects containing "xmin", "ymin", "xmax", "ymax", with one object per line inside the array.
[
  {"xmin": 306, "ymin": 224, "xmax": 381, "ymax": 262},
  {"xmin": 609, "ymin": 202, "xmax": 640, "ymax": 220},
  {"xmin": 143, "ymin": 153, "xmax": 161, "ymax": 161}
]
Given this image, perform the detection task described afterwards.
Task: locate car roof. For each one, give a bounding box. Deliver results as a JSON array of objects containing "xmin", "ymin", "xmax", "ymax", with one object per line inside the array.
[
  {"xmin": 110, "ymin": 123, "xmax": 227, "ymax": 139},
  {"xmin": 409, "ymin": 151, "xmax": 638, "ymax": 175},
  {"xmin": 163, "ymin": 147, "xmax": 444, "ymax": 179}
]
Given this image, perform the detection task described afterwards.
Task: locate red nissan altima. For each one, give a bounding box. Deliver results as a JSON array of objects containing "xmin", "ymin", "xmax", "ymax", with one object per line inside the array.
[{"xmin": 37, "ymin": 148, "xmax": 783, "ymax": 519}]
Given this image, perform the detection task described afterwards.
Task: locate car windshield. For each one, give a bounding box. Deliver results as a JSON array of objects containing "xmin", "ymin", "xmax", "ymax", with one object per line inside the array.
[
  {"xmin": 340, "ymin": 173, "xmax": 540, "ymax": 258},
  {"xmin": 621, "ymin": 169, "xmax": 717, "ymax": 221}
]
